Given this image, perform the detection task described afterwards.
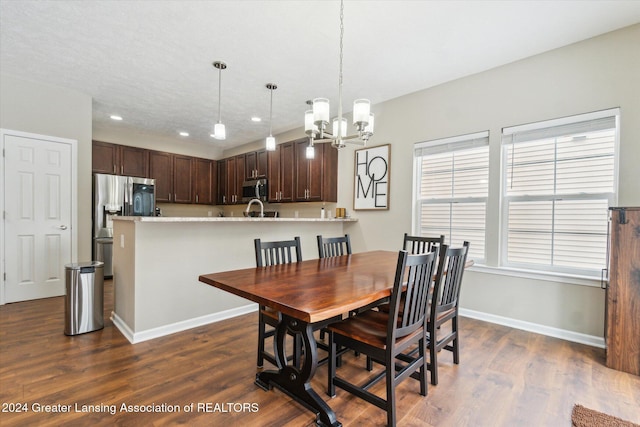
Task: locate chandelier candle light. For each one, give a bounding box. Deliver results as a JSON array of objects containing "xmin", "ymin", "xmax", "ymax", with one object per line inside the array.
[
  {"xmin": 212, "ymin": 61, "xmax": 227, "ymax": 140},
  {"xmin": 266, "ymin": 83, "xmax": 277, "ymax": 151},
  {"xmin": 304, "ymin": 0, "xmax": 375, "ymax": 158}
]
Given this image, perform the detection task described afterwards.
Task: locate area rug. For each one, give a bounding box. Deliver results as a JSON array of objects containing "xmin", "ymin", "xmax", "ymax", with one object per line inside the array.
[{"xmin": 572, "ymin": 404, "xmax": 640, "ymax": 427}]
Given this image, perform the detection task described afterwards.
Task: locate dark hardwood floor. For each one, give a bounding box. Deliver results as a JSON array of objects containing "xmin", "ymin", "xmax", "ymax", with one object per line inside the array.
[{"xmin": 1, "ymin": 280, "xmax": 638, "ymax": 426}]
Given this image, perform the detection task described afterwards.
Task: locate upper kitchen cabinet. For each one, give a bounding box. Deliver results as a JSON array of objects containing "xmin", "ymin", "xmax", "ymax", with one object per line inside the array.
[
  {"xmin": 245, "ymin": 149, "xmax": 268, "ymax": 179},
  {"xmin": 193, "ymin": 157, "xmax": 216, "ymax": 205},
  {"xmin": 294, "ymin": 139, "xmax": 337, "ymax": 202},
  {"xmin": 268, "ymin": 142, "xmax": 294, "ymax": 203},
  {"xmin": 92, "ymin": 140, "xmax": 148, "ymax": 177},
  {"xmin": 149, "ymin": 151, "xmax": 173, "ymax": 203},
  {"xmin": 218, "ymin": 155, "xmax": 244, "ymax": 205},
  {"xmin": 172, "ymin": 154, "xmax": 193, "ymax": 204},
  {"xmin": 216, "ymin": 159, "xmax": 227, "ymax": 205},
  {"xmin": 148, "ymin": 151, "xmax": 193, "ymax": 204}
]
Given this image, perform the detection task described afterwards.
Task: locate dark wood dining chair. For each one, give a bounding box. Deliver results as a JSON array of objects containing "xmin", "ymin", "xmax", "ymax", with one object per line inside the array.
[
  {"xmin": 374, "ymin": 233, "xmax": 446, "ymax": 317},
  {"xmin": 317, "ymin": 234, "xmax": 352, "ymax": 258},
  {"xmin": 403, "ymin": 233, "xmax": 445, "ymax": 258},
  {"xmin": 254, "ymin": 236, "xmax": 303, "ymax": 369},
  {"xmin": 427, "ymin": 241, "xmax": 469, "ymax": 385},
  {"xmin": 327, "ymin": 249, "xmax": 439, "ymax": 427}
]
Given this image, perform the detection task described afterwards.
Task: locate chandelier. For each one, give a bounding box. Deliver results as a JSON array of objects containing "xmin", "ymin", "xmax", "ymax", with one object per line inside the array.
[{"xmin": 304, "ymin": 0, "xmax": 374, "ymax": 159}]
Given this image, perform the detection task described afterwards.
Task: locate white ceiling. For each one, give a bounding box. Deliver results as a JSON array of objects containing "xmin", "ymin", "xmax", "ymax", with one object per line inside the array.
[{"xmin": 1, "ymin": 1, "xmax": 639, "ymax": 150}]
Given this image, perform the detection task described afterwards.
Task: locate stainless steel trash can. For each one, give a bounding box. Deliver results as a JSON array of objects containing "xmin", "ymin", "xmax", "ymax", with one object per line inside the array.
[{"xmin": 64, "ymin": 261, "xmax": 104, "ymax": 335}]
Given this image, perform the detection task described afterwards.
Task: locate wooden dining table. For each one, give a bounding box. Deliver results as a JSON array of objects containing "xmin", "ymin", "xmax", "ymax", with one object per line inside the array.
[{"xmin": 198, "ymin": 250, "xmax": 402, "ymax": 427}]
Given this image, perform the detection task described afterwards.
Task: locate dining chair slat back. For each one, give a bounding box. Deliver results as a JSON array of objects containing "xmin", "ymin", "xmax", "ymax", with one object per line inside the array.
[
  {"xmin": 403, "ymin": 233, "xmax": 445, "ymax": 255},
  {"xmin": 317, "ymin": 234, "xmax": 352, "ymax": 258},
  {"xmin": 255, "ymin": 237, "xmax": 302, "ymax": 267}
]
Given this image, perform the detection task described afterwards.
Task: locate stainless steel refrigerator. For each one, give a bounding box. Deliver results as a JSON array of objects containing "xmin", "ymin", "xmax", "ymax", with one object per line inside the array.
[{"xmin": 93, "ymin": 173, "xmax": 156, "ymax": 277}]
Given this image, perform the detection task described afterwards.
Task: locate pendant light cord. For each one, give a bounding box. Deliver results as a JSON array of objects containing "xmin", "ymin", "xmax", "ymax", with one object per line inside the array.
[
  {"xmin": 336, "ymin": 0, "xmax": 344, "ymax": 143},
  {"xmin": 269, "ymin": 87, "xmax": 274, "ymax": 137},
  {"xmin": 217, "ymin": 66, "xmax": 223, "ymax": 123}
]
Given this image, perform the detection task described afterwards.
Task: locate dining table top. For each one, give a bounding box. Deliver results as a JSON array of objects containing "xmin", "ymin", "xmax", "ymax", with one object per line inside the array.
[{"xmin": 199, "ymin": 250, "xmax": 401, "ymax": 324}]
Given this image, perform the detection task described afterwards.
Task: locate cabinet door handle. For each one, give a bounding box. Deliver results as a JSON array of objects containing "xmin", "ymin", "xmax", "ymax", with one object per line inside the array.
[
  {"xmin": 196, "ymin": 194, "xmax": 199, "ymax": 203},
  {"xmin": 168, "ymin": 193, "xmax": 171, "ymax": 201},
  {"xmin": 121, "ymin": 165, "xmax": 124, "ymax": 175},
  {"xmin": 113, "ymin": 165, "xmax": 116, "ymax": 174}
]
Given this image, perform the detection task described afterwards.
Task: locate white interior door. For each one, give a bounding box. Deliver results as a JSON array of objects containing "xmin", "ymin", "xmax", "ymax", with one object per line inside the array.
[{"xmin": 3, "ymin": 133, "xmax": 73, "ymax": 302}]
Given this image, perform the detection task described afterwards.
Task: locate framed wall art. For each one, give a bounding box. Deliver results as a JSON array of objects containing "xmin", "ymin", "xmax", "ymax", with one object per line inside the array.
[{"xmin": 353, "ymin": 144, "xmax": 390, "ymax": 210}]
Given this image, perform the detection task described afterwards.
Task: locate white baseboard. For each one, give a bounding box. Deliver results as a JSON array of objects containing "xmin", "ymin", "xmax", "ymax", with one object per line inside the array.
[
  {"xmin": 459, "ymin": 308, "xmax": 605, "ymax": 349},
  {"xmin": 111, "ymin": 304, "xmax": 257, "ymax": 344}
]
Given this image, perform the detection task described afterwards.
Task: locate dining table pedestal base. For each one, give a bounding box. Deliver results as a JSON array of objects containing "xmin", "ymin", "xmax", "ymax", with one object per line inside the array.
[{"xmin": 255, "ymin": 314, "xmax": 341, "ymax": 427}]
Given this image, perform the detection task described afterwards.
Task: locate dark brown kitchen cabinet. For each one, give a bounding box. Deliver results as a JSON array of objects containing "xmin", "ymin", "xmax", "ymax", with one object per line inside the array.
[
  {"xmin": 193, "ymin": 158, "xmax": 216, "ymax": 205},
  {"xmin": 268, "ymin": 142, "xmax": 295, "ymax": 203},
  {"xmin": 149, "ymin": 151, "xmax": 173, "ymax": 203},
  {"xmin": 218, "ymin": 155, "xmax": 243, "ymax": 204},
  {"xmin": 606, "ymin": 207, "xmax": 640, "ymax": 376},
  {"xmin": 294, "ymin": 139, "xmax": 337, "ymax": 202},
  {"xmin": 172, "ymin": 154, "xmax": 193, "ymax": 203},
  {"xmin": 235, "ymin": 154, "xmax": 246, "ymax": 203},
  {"xmin": 148, "ymin": 151, "xmax": 193, "ymax": 203},
  {"xmin": 216, "ymin": 159, "xmax": 227, "ymax": 205},
  {"xmin": 92, "ymin": 140, "xmax": 148, "ymax": 177},
  {"xmin": 92, "ymin": 140, "xmax": 118, "ymax": 174},
  {"xmin": 245, "ymin": 149, "xmax": 268, "ymax": 179}
]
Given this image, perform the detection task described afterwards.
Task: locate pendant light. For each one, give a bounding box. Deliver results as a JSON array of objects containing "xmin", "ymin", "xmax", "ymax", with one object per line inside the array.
[
  {"xmin": 212, "ymin": 61, "xmax": 227, "ymax": 140},
  {"xmin": 304, "ymin": 0, "xmax": 374, "ymax": 159},
  {"xmin": 265, "ymin": 83, "xmax": 277, "ymax": 151}
]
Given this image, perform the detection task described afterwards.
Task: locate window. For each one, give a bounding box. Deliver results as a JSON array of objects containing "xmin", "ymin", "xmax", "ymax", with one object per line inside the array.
[
  {"xmin": 501, "ymin": 109, "xmax": 618, "ymax": 277},
  {"xmin": 413, "ymin": 132, "xmax": 489, "ymax": 262}
]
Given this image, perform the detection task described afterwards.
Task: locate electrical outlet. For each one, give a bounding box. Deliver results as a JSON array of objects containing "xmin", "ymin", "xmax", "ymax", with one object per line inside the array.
[{"xmin": 120, "ymin": 234, "xmax": 125, "ymax": 248}]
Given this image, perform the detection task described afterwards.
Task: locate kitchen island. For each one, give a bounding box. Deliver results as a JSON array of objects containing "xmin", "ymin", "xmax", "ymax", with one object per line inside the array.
[{"xmin": 111, "ymin": 216, "xmax": 357, "ymax": 343}]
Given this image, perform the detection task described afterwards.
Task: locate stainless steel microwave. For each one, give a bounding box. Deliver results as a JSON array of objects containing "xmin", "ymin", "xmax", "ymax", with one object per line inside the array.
[{"xmin": 242, "ymin": 179, "xmax": 268, "ymax": 202}]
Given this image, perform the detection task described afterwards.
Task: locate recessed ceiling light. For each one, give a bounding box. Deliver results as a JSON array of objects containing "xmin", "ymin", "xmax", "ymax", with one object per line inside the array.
[
  {"xmin": 251, "ymin": 117, "xmax": 262, "ymax": 122},
  {"xmin": 179, "ymin": 131, "xmax": 189, "ymax": 137},
  {"xmin": 110, "ymin": 115, "xmax": 123, "ymax": 121}
]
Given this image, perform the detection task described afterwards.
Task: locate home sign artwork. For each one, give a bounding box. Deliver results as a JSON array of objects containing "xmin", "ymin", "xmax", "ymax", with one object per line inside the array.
[{"xmin": 354, "ymin": 144, "xmax": 390, "ymax": 210}]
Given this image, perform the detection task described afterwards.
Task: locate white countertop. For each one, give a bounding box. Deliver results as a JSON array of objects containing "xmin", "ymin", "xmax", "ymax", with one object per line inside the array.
[{"xmin": 113, "ymin": 216, "xmax": 357, "ymax": 223}]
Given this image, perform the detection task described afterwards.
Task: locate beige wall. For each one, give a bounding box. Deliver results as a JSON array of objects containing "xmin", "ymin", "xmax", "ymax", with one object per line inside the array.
[{"xmin": 0, "ymin": 74, "xmax": 93, "ymax": 261}]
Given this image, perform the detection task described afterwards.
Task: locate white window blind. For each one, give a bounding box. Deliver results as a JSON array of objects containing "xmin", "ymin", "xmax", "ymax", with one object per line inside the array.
[
  {"xmin": 501, "ymin": 109, "xmax": 618, "ymax": 276},
  {"xmin": 414, "ymin": 132, "xmax": 489, "ymax": 262}
]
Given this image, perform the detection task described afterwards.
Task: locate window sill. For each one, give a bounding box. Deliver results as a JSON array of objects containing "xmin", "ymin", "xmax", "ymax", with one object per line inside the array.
[{"xmin": 467, "ymin": 264, "xmax": 604, "ymax": 288}]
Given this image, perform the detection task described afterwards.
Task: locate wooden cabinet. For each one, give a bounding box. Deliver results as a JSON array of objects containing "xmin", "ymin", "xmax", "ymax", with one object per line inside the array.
[
  {"xmin": 245, "ymin": 149, "xmax": 268, "ymax": 179},
  {"xmin": 149, "ymin": 151, "xmax": 173, "ymax": 203},
  {"xmin": 193, "ymin": 158, "xmax": 216, "ymax": 205},
  {"xmin": 235, "ymin": 154, "xmax": 246, "ymax": 202},
  {"xmin": 218, "ymin": 155, "xmax": 244, "ymax": 204},
  {"xmin": 92, "ymin": 140, "xmax": 148, "ymax": 177},
  {"xmin": 172, "ymin": 154, "xmax": 193, "ymax": 204},
  {"xmin": 148, "ymin": 151, "xmax": 194, "ymax": 204},
  {"xmin": 92, "ymin": 140, "xmax": 118, "ymax": 174},
  {"xmin": 606, "ymin": 207, "xmax": 640, "ymax": 376},
  {"xmin": 294, "ymin": 139, "xmax": 338, "ymax": 202},
  {"xmin": 216, "ymin": 159, "xmax": 227, "ymax": 205},
  {"xmin": 268, "ymin": 142, "xmax": 295, "ymax": 203}
]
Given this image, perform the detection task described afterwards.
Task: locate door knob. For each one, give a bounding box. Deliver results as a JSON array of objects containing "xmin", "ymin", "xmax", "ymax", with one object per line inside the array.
[{"xmin": 58, "ymin": 225, "xmax": 68, "ymax": 230}]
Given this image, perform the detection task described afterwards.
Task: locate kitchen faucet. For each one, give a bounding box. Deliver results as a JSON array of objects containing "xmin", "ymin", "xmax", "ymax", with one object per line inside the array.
[{"xmin": 245, "ymin": 198, "xmax": 264, "ymax": 217}]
